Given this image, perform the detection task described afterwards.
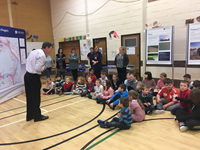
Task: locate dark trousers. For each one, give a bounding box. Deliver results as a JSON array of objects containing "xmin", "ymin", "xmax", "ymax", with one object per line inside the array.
[
  {"xmin": 58, "ymin": 71, "xmax": 65, "ymax": 80},
  {"xmin": 94, "ymin": 70, "xmax": 101, "ymax": 79},
  {"xmin": 109, "ymin": 95, "xmax": 121, "ymax": 105},
  {"xmin": 128, "ymin": 86, "xmax": 135, "ymax": 91},
  {"xmin": 43, "ymin": 88, "xmax": 55, "ymax": 94},
  {"xmin": 44, "ymin": 67, "xmax": 52, "ymax": 78},
  {"xmin": 24, "ymin": 72, "xmax": 42, "ymax": 120},
  {"xmin": 105, "ymin": 117, "xmax": 130, "ymax": 129},
  {"xmin": 171, "ymin": 106, "xmax": 188, "ymax": 115},
  {"xmin": 176, "ymin": 109, "xmax": 200, "ymax": 129},
  {"xmin": 97, "ymin": 96, "xmax": 109, "ymax": 104},
  {"xmin": 81, "ymin": 89, "xmax": 91, "ymax": 98},
  {"xmin": 71, "ymin": 69, "xmax": 78, "ymax": 81},
  {"xmin": 117, "ymin": 67, "xmax": 126, "ymax": 83},
  {"xmin": 145, "ymin": 105, "xmax": 155, "ymax": 114}
]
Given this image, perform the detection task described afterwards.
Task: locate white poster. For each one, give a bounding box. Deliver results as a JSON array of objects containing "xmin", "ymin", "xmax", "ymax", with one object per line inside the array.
[
  {"xmin": 99, "ymin": 47, "xmax": 102, "ymax": 54},
  {"xmin": 19, "ymin": 38, "xmax": 25, "ymax": 47},
  {"xmin": 187, "ymin": 23, "xmax": 200, "ymax": 65},
  {"xmin": 81, "ymin": 46, "xmax": 90, "ymax": 55},
  {"xmin": 127, "ymin": 47, "xmax": 135, "ymax": 55},
  {"xmin": 146, "ymin": 26, "xmax": 173, "ymax": 64},
  {"xmin": 20, "ymin": 48, "xmax": 26, "ymax": 64}
]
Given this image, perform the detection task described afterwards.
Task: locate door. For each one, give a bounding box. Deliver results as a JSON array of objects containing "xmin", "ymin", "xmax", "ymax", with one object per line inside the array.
[
  {"xmin": 122, "ymin": 34, "xmax": 140, "ymax": 78},
  {"xmin": 93, "ymin": 38, "xmax": 107, "ymax": 66},
  {"xmin": 59, "ymin": 41, "xmax": 80, "ymax": 63}
]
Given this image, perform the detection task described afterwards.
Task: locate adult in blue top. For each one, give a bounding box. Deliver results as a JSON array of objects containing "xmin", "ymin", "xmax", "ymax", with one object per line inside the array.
[
  {"xmin": 106, "ymin": 84, "xmax": 128, "ymax": 110},
  {"xmin": 92, "ymin": 46, "xmax": 102, "ymax": 79},
  {"xmin": 68, "ymin": 47, "xmax": 79, "ymax": 84}
]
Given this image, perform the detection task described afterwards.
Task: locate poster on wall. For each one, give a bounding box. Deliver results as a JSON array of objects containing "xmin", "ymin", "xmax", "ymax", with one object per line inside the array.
[
  {"xmin": 0, "ymin": 25, "xmax": 27, "ymax": 103},
  {"xmin": 187, "ymin": 23, "xmax": 200, "ymax": 65},
  {"xmin": 146, "ymin": 26, "xmax": 173, "ymax": 64}
]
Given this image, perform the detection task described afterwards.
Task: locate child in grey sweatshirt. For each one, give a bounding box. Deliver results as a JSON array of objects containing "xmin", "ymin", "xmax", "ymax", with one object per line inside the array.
[{"xmin": 90, "ymin": 79, "xmax": 103, "ymax": 100}]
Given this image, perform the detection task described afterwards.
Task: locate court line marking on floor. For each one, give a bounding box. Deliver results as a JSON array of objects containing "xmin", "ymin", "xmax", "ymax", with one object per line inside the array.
[
  {"xmin": 13, "ymin": 98, "xmax": 48, "ymax": 113},
  {"xmin": 0, "ymin": 98, "xmax": 88, "ymax": 129}
]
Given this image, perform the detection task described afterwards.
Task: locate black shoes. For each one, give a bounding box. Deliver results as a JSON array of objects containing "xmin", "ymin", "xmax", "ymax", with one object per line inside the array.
[
  {"xmin": 34, "ymin": 115, "xmax": 49, "ymax": 122},
  {"xmin": 26, "ymin": 117, "xmax": 34, "ymax": 121}
]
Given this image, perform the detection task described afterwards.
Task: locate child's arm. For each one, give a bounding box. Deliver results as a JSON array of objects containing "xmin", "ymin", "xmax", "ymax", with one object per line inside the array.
[
  {"xmin": 46, "ymin": 84, "xmax": 54, "ymax": 94},
  {"xmin": 175, "ymin": 97, "xmax": 191, "ymax": 103}
]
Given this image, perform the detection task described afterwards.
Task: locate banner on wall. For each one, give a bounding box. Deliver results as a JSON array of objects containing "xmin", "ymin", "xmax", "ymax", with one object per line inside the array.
[
  {"xmin": 187, "ymin": 23, "xmax": 200, "ymax": 65},
  {"xmin": 0, "ymin": 25, "xmax": 27, "ymax": 103},
  {"xmin": 146, "ymin": 26, "xmax": 173, "ymax": 64}
]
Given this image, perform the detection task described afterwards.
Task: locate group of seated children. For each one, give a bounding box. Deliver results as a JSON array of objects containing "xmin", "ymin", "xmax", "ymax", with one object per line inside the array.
[{"xmin": 42, "ymin": 69, "xmax": 200, "ymax": 132}]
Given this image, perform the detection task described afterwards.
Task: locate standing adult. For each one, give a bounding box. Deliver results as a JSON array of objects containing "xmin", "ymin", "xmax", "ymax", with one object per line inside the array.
[
  {"xmin": 87, "ymin": 47, "xmax": 94, "ymax": 68},
  {"xmin": 44, "ymin": 55, "xmax": 54, "ymax": 78},
  {"xmin": 24, "ymin": 41, "xmax": 53, "ymax": 122},
  {"xmin": 56, "ymin": 48, "xmax": 66, "ymax": 79},
  {"xmin": 115, "ymin": 46, "xmax": 129, "ymax": 83},
  {"xmin": 92, "ymin": 46, "xmax": 102, "ymax": 79},
  {"xmin": 68, "ymin": 47, "xmax": 79, "ymax": 83}
]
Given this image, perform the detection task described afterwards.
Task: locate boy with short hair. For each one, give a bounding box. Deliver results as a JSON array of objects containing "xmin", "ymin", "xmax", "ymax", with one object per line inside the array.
[
  {"xmin": 136, "ymin": 81, "xmax": 145, "ymax": 94},
  {"xmin": 183, "ymin": 74, "xmax": 193, "ymax": 89},
  {"xmin": 99, "ymin": 72, "xmax": 108, "ymax": 86},
  {"xmin": 106, "ymin": 84, "xmax": 128, "ymax": 110},
  {"xmin": 86, "ymin": 68, "xmax": 97, "ymax": 85},
  {"xmin": 63, "ymin": 77, "xmax": 76, "ymax": 95},
  {"xmin": 139, "ymin": 85, "xmax": 154, "ymax": 115},
  {"xmin": 155, "ymin": 78, "xmax": 180, "ymax": 114},
  {"xmin": 126, "ymin": 73, "xmax": 138, "ymax": 91},
  {"xmin": 55, "ymin": 75, "xmax": 65, "ymax": 95},
  {"xmin": 193, "ymin": 80, "xmax": 200, "ymax": 89},
  {"xmin": 98, "ymin": 97, "xmax": 132, "ymax": 129},
  {"xmin": 90, "ymin": 79, "xmax": 103, "ymax": 100},
  {"xmin": 171, "ymin": 80, "xmax": 191, "ymax": 115}
]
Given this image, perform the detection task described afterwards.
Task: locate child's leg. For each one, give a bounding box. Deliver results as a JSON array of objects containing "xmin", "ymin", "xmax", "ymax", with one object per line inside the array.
[
  {"xmin": 170, "ymin": 107, "xmax": 188, "ymax": 115},
  {"xmin": 185, "ymin": 119, "xmax": 200, "ymax": 130},
  {"xmin": 81, "ymin": 89, "xmax": 88, "ymax": 96},
  {"xmin": 47, "ymin": 89, "xmax": 55, "ymax": 94},
  {"xmin": 156, "ymin": 98, "xmax": 169, "ymax": 110},
  {"xmin": 166, "ymin": 102, "xmax": 180, "ymax": 111},
  {"xmin": 88, "ymin": 92, "xmax": 92, "ymax": 98},
  {"xmin": 103, "ymin": 117, "xmax": 130, "ymax": 129},
  {"xmin": 43, "ymin": 88, "xmax": 49, "ymax": 93},
  {"xmin": 145, "ymin": 105, "xmax": 154, "ymax": 114}
]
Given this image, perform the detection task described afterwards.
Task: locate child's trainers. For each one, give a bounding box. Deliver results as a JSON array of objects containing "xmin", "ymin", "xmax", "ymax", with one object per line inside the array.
[
  {"xmin": 180, "ymin": 126, "xmax": 189, "ymax": 132},
  {"xmin": 59, "ymin": 91, "xmax": 62, "ymax": 96},
  {"xmin": 100, "ymin": 123, "xmax": 108, "ymax": 128},
  {"xmin": 154, "ymin": 110, "xmax": 165, "ymax": 114},
  {"xmin": 97, "ymin": 120, "xmax": 104, "ymax": 124},
  {"xmin": 71, "ymin": 92, "xmax": 74, "ymax": 95},
  {"xmin": 43, "ymin": 92, "xmax": 46, "ymax": 95}
]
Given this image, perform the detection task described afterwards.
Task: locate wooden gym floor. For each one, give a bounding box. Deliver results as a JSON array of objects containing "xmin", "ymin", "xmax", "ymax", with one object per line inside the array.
[{"xmin": 0, "ymin": 77, "xmax": 200, "ymax": 150}]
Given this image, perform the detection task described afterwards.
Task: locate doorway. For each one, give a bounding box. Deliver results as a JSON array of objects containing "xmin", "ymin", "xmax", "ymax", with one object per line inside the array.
[
  {"xmin": 93, "ymin": 37, "xmax": 107, "ymax": 66},
  {"xmin": 121, "ymin": 33, "xmax": 140, "ymax": 79}
]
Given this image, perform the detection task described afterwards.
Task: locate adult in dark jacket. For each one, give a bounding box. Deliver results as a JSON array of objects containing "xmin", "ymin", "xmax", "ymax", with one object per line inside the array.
[
  {"xmin": 115, "ymin": 46, "xmax": 129, "ymax": 83},
  {"xmin": 92, "ymin": 46, "xmax": 102, "ymax": 79},
  {"xmin": 68, "ymin": 47, "xmax": 79, "ymax": 83},
  {"xmin": 87, "ymin": 47, "xmax": 94, "ymax": 68},
  {"xmin": 56, "ymin": 48, "xmax": 66, "ymax": 79}
]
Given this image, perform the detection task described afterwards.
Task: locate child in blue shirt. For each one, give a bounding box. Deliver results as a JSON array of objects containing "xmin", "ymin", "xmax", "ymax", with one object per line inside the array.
[
  {"xmin": 98, "ymin": 97, "xmax": 132, "ymax": 129},
  {"xmin": 106, "ymin": 84, "xmax": 128, "ymax": 110}
]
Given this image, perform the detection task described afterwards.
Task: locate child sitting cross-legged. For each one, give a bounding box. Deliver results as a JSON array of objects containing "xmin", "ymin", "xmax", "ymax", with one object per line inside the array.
[
  {"xmin": 86, "ymin": 68, "xmax": 97, "ymax": 86},
  {"xmin": 62, "ymin": 77, "xmax": 76, "ymax": 95},
  {"xmin": 111, "ymin": 74, "xmax": 121, "ymax": 93},
  {"xmin": 55, "ymin": 75, "xmax": 65, "ymax": 95},
  {"xmin": 139, "ymin": 85, "xmax": 154, "ymax": 115},
  {"xmin": 43, "ymin": 78, "xmax": 55, "ymax": 95},
  {"xmin": 106, "ymin": 84, "xmax": 128, "ymax": 110},
  {"xmin": 72, "ymin": 76, "xmax": 86, "ymax": 95},
  {"xmin": 90, "ymin": 79, "xmax": 103, "ymax": 100},
  {"xmin": 99, "ymin": 72, "xmax": 108, "ymax": 86},
  {"xmin": 154, "ymin": 78, "xmax": 180, "ymax": 114},
  {"xmin": 81, "ymin": 76, "xmax": 94, "ymax": 98},
  {"xmin": 98, "ymin": 97, "xmax": 132, "ymax": 130}
]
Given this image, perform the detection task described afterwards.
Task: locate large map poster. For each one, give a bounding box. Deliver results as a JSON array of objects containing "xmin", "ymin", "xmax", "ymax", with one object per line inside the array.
[
  {"xmin": 0, "ymin": 25, "xmax": 27, "ymax": 103},
  {"xmin": 187, "ymin": 23, "xmax": 200, "ymax": 65},
  {"xmin": 146, "ymin": 26, "xmax": 173, "ymax": 64}
]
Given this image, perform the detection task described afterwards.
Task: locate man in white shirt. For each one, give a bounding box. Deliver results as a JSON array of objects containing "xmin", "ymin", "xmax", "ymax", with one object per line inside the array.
[{"xmin": 24, "ymin": 41, "xmax": 53, "ymax": 122}]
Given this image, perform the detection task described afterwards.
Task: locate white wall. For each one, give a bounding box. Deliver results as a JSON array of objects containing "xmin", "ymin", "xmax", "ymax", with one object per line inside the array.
[{"xmin": 50, "ymin": 0, "xmax": 200, "ymax": 80}]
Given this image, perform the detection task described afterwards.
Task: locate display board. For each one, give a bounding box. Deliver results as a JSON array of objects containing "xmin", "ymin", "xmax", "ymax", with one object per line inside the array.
[
  {"xmin": 146, "ymin": 26, "xmax": 173, "ymax": 64},
  {"xmin": 0, "ymin": 25, "xmax": 27, "ymax": 103},
  {"xmin": 187, "ymin": 23, "xmax": 200, "ymax": 65}
]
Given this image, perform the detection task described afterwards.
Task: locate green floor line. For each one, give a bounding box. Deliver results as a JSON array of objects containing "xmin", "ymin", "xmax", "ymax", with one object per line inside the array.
[
  {"xmin": 0, "ymin": 95, "xmax": 69, "ymax": 114},
  {"xmin": 86, "ymin": 129, "xmax": 120, "ymax": 150}
]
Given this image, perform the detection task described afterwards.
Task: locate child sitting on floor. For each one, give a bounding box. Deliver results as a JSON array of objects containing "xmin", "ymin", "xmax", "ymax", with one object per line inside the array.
[
  {"xmin": 81, "ymin": 76, "xmax": 94, "ymax": 98},
  {"xmin": 90, "ymin": 79, "xmax": 103, "ymax": 100},
  {"xmin": 97, "ymin": 80, "xmax": 113, "ymax": 104},
  {"xmin": 139, "ymin": 85, "xmax": 154, "ymax": 115},
  {"xmin": 155, "ymin": 78, "xmax": 180, "ymax": 114},
  {"xmin": 171, "ymin": 80, "xmax": 190, "ymax": 115},
  {"xmin": 98, "ymin": 97, "xmax": 132, "ymax": 130},
  {"xmin": 72, "ymin": 76, "xmax": 86, "ymax": 95},
  {"xmin": 111, "ymin": 74, "xmax": 120, "ymax": 93},
  {"xmin": 136, "ymin": 81, "xmax": 145, "ymax": 95},
  {"xmin": 86, "ymin": 68, "xmax": 97, "ymax": 86},
  {"xmin": 142, "ymin": 71, "xmax": 156, "ymax": 94},
  {"xmin": 62, "ymin": 77, "xmax": 76, "ymax": 95},
  {"xmin": 124, "ymin": 72, "xmax": 130, "ymax": 85},
  {"xmin": 43, "ymin": 78, "xmax": 55, "ymax": 95},
  {"xmin": 183, "ymin": 74, "xmax": 193, "ymax": 89},
  {"xmin": 157, "ymin": 72, "xmax": 167, "ymax": 92},
  {"xmin": 99, "ymin": 72, "xmax": 108, "ymax": 86},
  {"xmin": 55, "ymin": 75, "xmax": 65, "ymax": 95},
  {"xmin": 106, "ymin": 84, "xmax": 128, "ymax": 110},
  {"xmin": 175, "ymin": 89, "xmax": 200, "ymax": 132},
  {"xmin": 128, "ymin": 90, "xmax": 145, "ymax": 122},
  {"xmin": 126, "ymin": 73, "xmax": 138, "ymax": 91}
]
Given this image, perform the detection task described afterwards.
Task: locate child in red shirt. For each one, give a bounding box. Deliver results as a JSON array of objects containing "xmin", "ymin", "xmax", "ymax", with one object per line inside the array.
[
  {"xmin": 63, "ymin": 77, "xmax": 76, "ymax": 95},
  {"xmin": 155, "ymin": 78, "xmax": 180, "ymax": 114},
  {"xmin": 86, "ymin": 68, "xmax": 97, "ymax": 86},
  {"xmin": 171, "ymin": 81, "xmax": 190, "ymax": 115}
]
